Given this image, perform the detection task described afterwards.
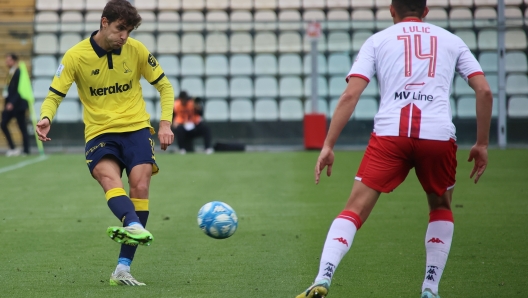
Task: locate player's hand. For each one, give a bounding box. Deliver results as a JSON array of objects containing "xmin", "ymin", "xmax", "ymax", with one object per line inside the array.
[
  {"xmin": 158, "ymin": 120, "xmax": 174, "ymax": 151},
  {"xmin": 468, "ymin": 144, "xmax": 488, "ymax": 184},
  {"xmin": 315, "ymin": 145, "xmax": 334, "ymax": 184},
  {"xmin": 36, "ymin": 118, "xmax": 52, "ymax": 142}
]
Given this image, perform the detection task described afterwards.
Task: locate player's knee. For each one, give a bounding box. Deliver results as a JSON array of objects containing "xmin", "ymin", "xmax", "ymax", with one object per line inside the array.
[{"xmin": 130, "ymin": 182, "xmax": 149, "ymax": 198}]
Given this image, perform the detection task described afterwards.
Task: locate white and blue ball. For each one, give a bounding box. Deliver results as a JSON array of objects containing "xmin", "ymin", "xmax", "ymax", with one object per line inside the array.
[{"xmin": 197, "ymin": 201, "xmax": 238, "ymax": 239}]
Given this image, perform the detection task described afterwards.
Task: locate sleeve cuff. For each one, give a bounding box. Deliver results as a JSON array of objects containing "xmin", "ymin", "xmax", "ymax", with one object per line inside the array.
[
  {"xmin": 467, "ymin": 71, "xmax": 485, "ymax": 79},
  {"xmin": 346, "ymin": 74, "xmax": 370, "ymax": 83}
]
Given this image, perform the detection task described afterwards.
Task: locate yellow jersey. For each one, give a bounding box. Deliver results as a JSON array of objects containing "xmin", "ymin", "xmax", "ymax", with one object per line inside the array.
[{"xmin": 41, "ymin": 31, "xmax": 174, "ymax": 142}]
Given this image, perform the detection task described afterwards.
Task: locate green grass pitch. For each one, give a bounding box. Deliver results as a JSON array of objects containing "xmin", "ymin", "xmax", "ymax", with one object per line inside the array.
[{"xmin": 0, "ymin": 149, "xmax": 526, "ymax": 297}]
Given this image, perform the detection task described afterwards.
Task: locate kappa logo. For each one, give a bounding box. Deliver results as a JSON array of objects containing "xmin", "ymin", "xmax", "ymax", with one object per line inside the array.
[
  {"xmin": 427, "ymin": 237, "xmax": 445, "ymax": 244},
  {"xmin": 333, "ymin": 237, "xmax": 349, "ymax": 247},
  {"xmin": 91, "ymin": 69, "xmax": 100, "ymax": 76}
]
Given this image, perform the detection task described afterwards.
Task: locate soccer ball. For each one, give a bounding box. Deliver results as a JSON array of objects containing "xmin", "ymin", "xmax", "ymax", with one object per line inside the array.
[{"xmin": 197, "ymin": 201, "xmax": 238, "ymax": 239}]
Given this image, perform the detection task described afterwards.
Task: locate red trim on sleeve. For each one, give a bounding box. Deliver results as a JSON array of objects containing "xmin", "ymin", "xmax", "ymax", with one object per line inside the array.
[
  {"xmin": 467, "ymin": 71, "xmax": 485, "ymax": 79},
  {"xmin": 429, "ymin": 209, "xmax": 454, "ymax": 223},
  {"xmin": 337, "ymin": 210, "xmax": 363, "ymax": 229},
  {"xmin": 346, "ymin": 74, "xmax": 370, "ymax": 83}
]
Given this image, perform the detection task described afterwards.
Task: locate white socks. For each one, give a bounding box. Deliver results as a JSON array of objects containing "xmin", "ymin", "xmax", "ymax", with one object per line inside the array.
[
  {"xmin": 315, "ymin": 211, "xmax": 362, "ymax": 283},
  {"xmin": 422, "ymin": 210, "xmax": 454, "ymax": 295},
  {"xmin": 115, "ymin": 264, "xmax": 130, "ymax": 274}
]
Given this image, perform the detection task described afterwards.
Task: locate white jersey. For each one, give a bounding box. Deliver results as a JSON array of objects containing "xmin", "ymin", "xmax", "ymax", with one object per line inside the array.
[{"xmin": 347, "ymin": 19, "xmax": 483, "ymax": 141}]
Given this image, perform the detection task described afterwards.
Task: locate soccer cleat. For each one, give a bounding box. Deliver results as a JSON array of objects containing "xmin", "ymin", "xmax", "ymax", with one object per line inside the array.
[
  {"xmin": 106, "ymin": 224, "xmax": 153, "ymax": 246},
  {"xmin": 421, "ymin": 288, "xmax": 441, "ymax": 298},
  {"xmin": 296, "ymin": 279, "xmax": 330, "ymax": 298},
  {"xmin": 109, "ymin": 270, "xmax": 146, "ymax": 286}
]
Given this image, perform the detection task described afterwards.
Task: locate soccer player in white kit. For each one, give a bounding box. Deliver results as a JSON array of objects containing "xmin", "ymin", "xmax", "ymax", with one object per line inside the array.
[{"xmin": 296, "ymin": 0, "xmax": 493, "ymax": 297}]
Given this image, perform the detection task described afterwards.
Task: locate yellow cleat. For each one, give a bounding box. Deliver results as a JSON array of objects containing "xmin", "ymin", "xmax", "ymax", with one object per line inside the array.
[{"xmin": 296, "ymin": 280, "xmax": 330, "ymax": 298}]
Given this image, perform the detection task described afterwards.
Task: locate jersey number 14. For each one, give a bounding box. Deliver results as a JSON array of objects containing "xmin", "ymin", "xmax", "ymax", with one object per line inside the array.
[{"xmin": 397, "ymin": 35, "xmax": 438, "ymax": 78}]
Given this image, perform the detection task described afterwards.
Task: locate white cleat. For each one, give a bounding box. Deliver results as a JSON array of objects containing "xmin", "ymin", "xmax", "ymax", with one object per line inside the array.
[{"xmin": 109, "ymin": 270, "xmax": 146, "ymax": 286}]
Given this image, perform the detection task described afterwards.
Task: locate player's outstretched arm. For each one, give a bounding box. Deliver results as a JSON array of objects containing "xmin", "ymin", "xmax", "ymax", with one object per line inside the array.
[
  {"xmin": 467, "ymin": 74, "xmax": 493, "ymax": 184},
  {"xmin": 36, "ymin": 117, "xmax": 52, "ymax": 142}
]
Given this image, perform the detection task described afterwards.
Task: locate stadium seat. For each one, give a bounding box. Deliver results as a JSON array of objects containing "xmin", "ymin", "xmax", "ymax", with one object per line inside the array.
[
  {"xmin": 229, "ymin": 77, "xmax": 253, "ymax": 97},
  {"xmin": 206, "ymin": 11, "xmax": 229, "ymax": 31},
  {"xmin": 449, "ymin": 0, "xmax": 473, "ymax": 6},
  {"xmin": 204, "ymin": 99, "xmax": 229, "ymax": 121},
  {"xmin": 449, "ymin": 8, "xmax": 473, "ymax": 28},
  {"xmin": 205, "ymin": 55, "xmax": 228, "ymax": 76},
  {"xmin": 85, "ymin": 0, "xmax": 107, "ymax": 10},
  {"xmin": 474, "ymin": 7, "xmax": 497, "ymax": 28},
  {"xmin": 505, "ymin": 7, "xmax": 523, "ymax": 27},
  {"xmin": 168, "ymin": 77, "xmax": 180, "ymax": 94},
  {"xmin": 182, "ymin": 0, "xmax": 205, "ymax": 9},
  {"xmin": 327, "ymin": 9, "xmax": 350, "ymax": 30},
  {"xmin": 205, "ymin": 33, "xmax": 228, "ymax": 53},
  {"xmin": 254, "ymin": 10, "xmax": 277, "ymax": 31},
  {"xmin": 279, "ymin": 10, "xmax": 302, "ymax": 31},
  {"xmin": 230, "ymin": 77, "xmax": 253, "ymax": 97},
  {"xmin": 254, "ymin": 54, "xmax": 277, "ymax": 75},
  {"xmin": 351, "ymin": 9, "xmax": 375, "ymax": 30},
  {"xmin": 279, "ymin": 32, "xmax": 302, "ymax": 52},
  {"xmin": 140, "ymin": 79, "xmax": 157, "ymax": 99},
  {"xmin": 279, "ymin": 98, "xmax": 304, "ymax": 120},
  {"xmin": 279, "ymin": 77, "xmax": 303, "ymax": 97},
  {"xmin": 230, "ymin": 33, "xmax": 253, "ymax": 53},
  {"xmin": 506, "ymin": 74, "xmax": 528, "ymax": 95},
  {"xmin": 478, "ymin": 52, "xmax": 497, "ymax": 73},
  {"xmin": 135, "ymin": 0, "xmax": 157, "ymax": 10},
  {"xmin": 329, "ymin": 76, "xmax": 348, "ymax": 97},
  {"xmin": 37, "ymin": 0, "xmax": 60, "ymax": 10},
  {"xmin": 352, "ymin": 0, "xmax": 374, "ymax": 8},
  {"xmin": 156, "ymin": 33, "xmax": 180, "ymax": 54},
  {"xmin": 303, "ymin": 0, "xmax": 325, "ymax": 8},
  {"xmin": 505, "ymin": 30, "xmax": 527, "ymax": 50},
  {"xmin": 255, "ymin": 77, "xmax": 278, "ymax": 97},
  {"xmin": 136, "ymin": 11, "xmax": 157, "ymax": 32},
  {"xmin": 133, "ymin": 33, "xmax": 156, "ymax": 53},
  {"xmin": 327, "ymin": 0, "xmax": 349, "ymax": 8},
  {"xmin": 352, "ymin": 31, "xmax": 371, "ymax": 51},
  {"xmin": 375, "ymin": 0, "xmax": 391, "ymax": 6},
  {"xmin": 303, "ymin": 31, "xmax": 327, "ymax": 52},
  {"xmin": 205, "ymin": 77, "xmax": 229, "ymax": 98},
  {"xmin": 375, "ymin": 10, "xmax": 393, "ymax": 30},
  {"xmin": 457, "ymin": 96, "xmax": 475, "ymax": 118},
  {"xmin": 230, "ymin": 54, "xmax": 253, "ymax": 75},
  {"xmin": 60, "ymin": 12, "xmax": 83, "ymax": 33},
  {"xmin": 454, "ymin": 75, "xmax": 473, "ymax": 96},
  {"xmin": 279, "ymin": 54, "xmax": 302, "ymax": 75},
  {"xmin": 55, "ymin": 100, "xmax": 81, "ymax": 123},
  {"xmin": 158, "ymin": 55, "xmax": 179, "ymax": 76},
  {"xmin": 304, "ymin": 99, "xmax": 329, "ymax": 116},
  {"xmin": 84, "ymin": 12, "xmax": 101, "ymax": 33},
  {"xmin": 254, "ymin": 32, "xmax": 277, "ymax": 52},
  {"xmin": 158, "ymin": 0, "xmax": 181, "ymax": 9},
  {"xmin": 61, "ymin": 0, "xmax": 84, "ymax": 10},
  {"xmin": 478, "ymin": 30, "xmax": 497, "ymax": 51},
  {"xmin": 207, "ymin": 0, "xmax": 229, "ymax": 9},
  {"xmin": 231, "ymin": 0, "xmax": 253, "ymax": 9},
  {"xmin": 182, "ymin": 11, "xmax": 204, "ymax": 32},
  {"xmin": 255, "ymin": 0, "xmax": 277, "ymax": 9},
  {"xmin": 32, "ymin": 56, "xmax": 57, "ymax": 77},
  {"xmin": 303, "ymin": 54, "xmax": 327, "ymax": 74},
  {"xmin": 33, "ymin": 78, "xmax": 52, "ymax": 99},
  {"xmin": 181, "ymin": 55, "xmax": 204, "ymax": 76},
  {"xmin": 455, "ymin": 30, "xmax": 477, "ymax": 50},
  {"xmin": 427, "ymin": 0, "xmax": 449, "ymax": 6},
  {"xmin": 35, "ymin": 12, "xmax": 59, "ymax": 32},
  {"xmin": 303, "ymin": 9, "xmax": 326, "ymax": 23},
  {"xmin": 278, "ymin": 0, "xmax": 301, "ymax": 8},
  {"xmin": 181, "ymin": 33, "xmax": 204, "ymax": 53},
  {"xmin": 487, "ymin": 74, "xmax": 498, "ymax": 94},
  {"xmin": 230, "ymin": 99, "xmax": 254, "ymax": 121},
  {"xmin": 327, "ymin": 31, "xmax": 350, "ymax": 51},
  {"xmin": 180, "ymin": 77, "xmax": 204, "ymax": 97},
  {"xmin": 508, "ymin": 96, "xmax": 528, "ymax": 118},
  {"xmin": 505, "ymin": 52, "xmax": 528, "ymax": 72},
  {"xmin": 353, "ymin": 97, "xmax": 378, "ymax": 119},
  {"xmin": 328, "ymin": 53, "xmax": 351, "ymax": 75},
  {"xmin": 304, "ymin": 76, "xmax": 329, "ymax": 97},
  {"xmin": 158, "ymin": 12, "xmax": 180, "ymax": 32},
  {"xmin": 425, "ymin": 8, "xmax": 448, "ymax": 28},
  {"xmin": 230, "ymin": 10, "xmax": 253, "ymax": 31},
  {"xmin": 255, "ymin": 98, "xmax": 279, "ymax": 120},
  {"xmin": 59, "ymin": 34, "xmax": 82, "ymax": 54}
]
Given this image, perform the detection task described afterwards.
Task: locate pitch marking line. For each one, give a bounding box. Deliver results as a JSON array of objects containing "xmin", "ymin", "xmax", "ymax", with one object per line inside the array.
[{"xmin": 0, "ymin": 155, "xmax": 49, "ymax": 174}]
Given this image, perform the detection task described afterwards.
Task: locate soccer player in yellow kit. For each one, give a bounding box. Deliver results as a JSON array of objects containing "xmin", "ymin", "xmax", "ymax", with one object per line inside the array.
[{"xmin": 35, "ymin": 0, "xmax": 174, "ymax": 286}]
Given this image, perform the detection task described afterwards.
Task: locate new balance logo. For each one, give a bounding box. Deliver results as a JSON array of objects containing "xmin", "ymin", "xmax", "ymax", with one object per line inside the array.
[
  {"xmin": 89, "ymin": 81, "xmax": 133, "ymax": 96},
  {"xmin": 91, "ymin": 69, "xmax": 100, "ymax": 75},
  {"xmin": 333, "ymin": 237, "xmax": 348, "ymax": 247},
  {"xmin": 427, "ymin": 237, "xmax": 444, "ymax": 244}
]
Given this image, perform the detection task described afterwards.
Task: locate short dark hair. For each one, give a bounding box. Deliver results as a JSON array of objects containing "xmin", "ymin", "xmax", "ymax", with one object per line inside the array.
[
  {"xmin": 178, "ymin": 91, "xmax": 190, "ymax": 100},
  {"xmin": 100, "ymin": 0, "xmax": 142, "ymax": 30},
  {"xmin": 391, "ymin": 0, "xmax": 427, "ymax": 18},
  {"xmin": 7, "ymin": 53, "xmax": 18, "ymax": 61}
]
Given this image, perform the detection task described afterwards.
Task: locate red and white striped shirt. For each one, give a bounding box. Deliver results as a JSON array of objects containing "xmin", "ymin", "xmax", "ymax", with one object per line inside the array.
[{"xmin": 347, "ymin": 19, "xmax": 483, "ymax": 141}]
